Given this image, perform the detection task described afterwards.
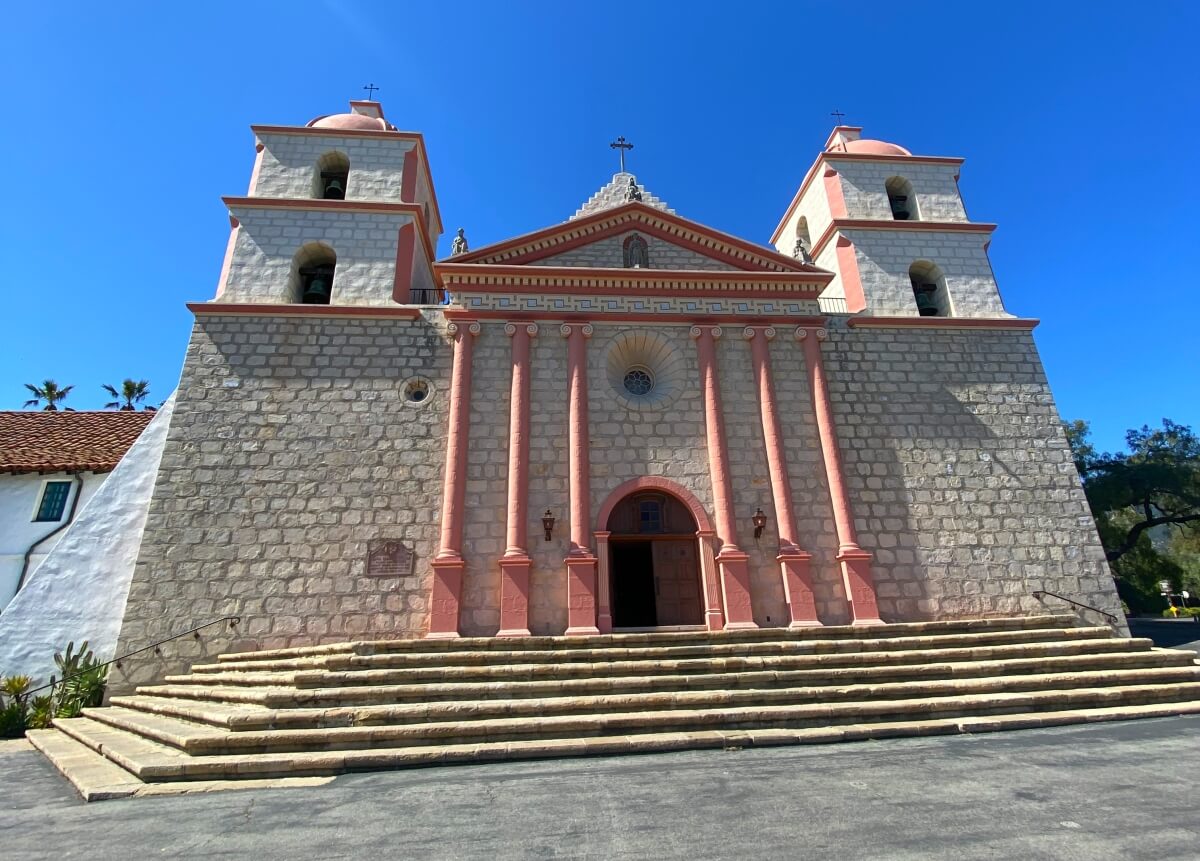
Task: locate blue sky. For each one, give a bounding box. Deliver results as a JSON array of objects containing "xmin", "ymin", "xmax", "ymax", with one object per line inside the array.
[{"xmin": 1, "ymin": 1, "xmax": 1196, "ymax": 452}]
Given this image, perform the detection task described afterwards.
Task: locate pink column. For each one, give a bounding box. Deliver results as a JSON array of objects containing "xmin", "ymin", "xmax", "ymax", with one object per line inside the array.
[
  {"xmin": 562, "ymin": 323, "xmax": 600, "ymax": 635},
  {"xmin": 428, "ymin": 320, "xmax": 479, "ymax": 639},
  {"xmin": 691, "ymin": 325, "xmax": 757, "ymax": 630},
  {"xmin": 797, "ymin": 327, "xmax": 884, "ymax": 625},
  {"xmin": 744, "ymin": 327, "xmax": 821, "ymax": 627},
  {"xmin": 498, "ymin": 322, "xmax": 537, "ymax": 637}
]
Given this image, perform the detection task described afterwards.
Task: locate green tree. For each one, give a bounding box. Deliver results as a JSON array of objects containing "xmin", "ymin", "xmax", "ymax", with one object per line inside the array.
[
  {"xmin": 1067, "ymin": 419, "xmax": 1200, "ymax": 611},
  {"xmin": 22, "ymin": 380, "xmax": 74, "ymax": 411},
  {"xmin": 102, "ymin": 379, "xmax": 150, "ymax": 411}
]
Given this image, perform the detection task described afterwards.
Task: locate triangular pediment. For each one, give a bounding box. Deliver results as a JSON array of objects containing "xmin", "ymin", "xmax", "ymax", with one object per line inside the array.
[{"xmin": 444, "ymin": 202, "xmax": 825, "ymax": 275}]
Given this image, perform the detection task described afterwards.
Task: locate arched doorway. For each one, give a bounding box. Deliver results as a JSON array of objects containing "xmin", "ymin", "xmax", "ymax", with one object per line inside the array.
[{"xmin": 606, "ymin": 490, "xmax": 704, "ymax": 628}]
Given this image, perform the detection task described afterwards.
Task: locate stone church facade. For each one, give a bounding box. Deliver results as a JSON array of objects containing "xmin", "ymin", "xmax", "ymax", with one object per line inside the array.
[{"xmin": 107, "ymin": 101, "xmax": 1119, "ymax": 692}]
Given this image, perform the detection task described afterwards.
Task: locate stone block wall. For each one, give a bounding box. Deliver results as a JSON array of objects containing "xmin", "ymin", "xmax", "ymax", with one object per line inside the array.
[
  {"xmin": 847, "ymin": 229, "xmax": 1007, "ymax": 318},
  {"xmin": 832, "ymin": 158, "xmax": 968, "ymax": 223},
  {"xmin": 815, "ymin": 322, "xmax": 1119, "ymax": 626},
  {"xmin": 221, "ymin": 207, "xmax": 415, "ymax": 306},
  {"xmin": 252, "ymin": 131, "xmax": 415, "ymax": 205},
  {"xmin": 109, "ymin": 308, "xmax": 1121, "ymax": 693},
  {"xmin": 109, "ymin": 312, "xmax": 452, "ymax": 693}
]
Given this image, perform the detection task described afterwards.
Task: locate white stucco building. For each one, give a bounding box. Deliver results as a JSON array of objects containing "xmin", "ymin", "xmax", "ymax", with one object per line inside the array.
[{"xmin": 0, "ymin": 411, "xmax": 154, "ymax": 608}]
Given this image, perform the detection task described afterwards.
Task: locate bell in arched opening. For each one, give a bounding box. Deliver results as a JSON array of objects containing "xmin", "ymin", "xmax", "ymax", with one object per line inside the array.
[
  {"xmin": 300, "ymin": 262, "xmax": 335, "ymax": 304},
  {"xmin": 320, "ymin": 172, "xmax": 347, "ymax": 200}
]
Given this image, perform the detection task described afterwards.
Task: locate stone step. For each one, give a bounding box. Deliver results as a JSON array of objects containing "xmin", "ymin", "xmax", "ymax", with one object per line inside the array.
[
  {"xmin": 285, "ymin": 638, "xmax": 1159, "ymax": 689},
  {"xmin": 109, "ymin": 666, "xmax": 1200, "ymax": 733},
  {"xmin": 25, "ymin": 728, "xmax": 144, "ymax": 801},
  {"xmin": 77, "ymin": 681, "xmax": 1200, "ymax": 762},
  {"xmin": 42, "ymin": 698, "xmax": 1200, "ymax": 785},
  {"xmin": 190, "ymin": 626, "xmax": 1116, "ymax": 674},
  {"xmin": 133, "ymin": 649, "xmax": 1194, "ymax": 710},
  {"xmin": 211, "ymin": 614, "xmax": 1084, "ymax": 663}
]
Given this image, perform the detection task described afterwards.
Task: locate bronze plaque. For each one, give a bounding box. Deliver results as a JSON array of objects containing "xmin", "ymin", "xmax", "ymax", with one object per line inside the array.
[{"xmin": 366, "ymin": 540, "xmax": 414, "ymax": 577}]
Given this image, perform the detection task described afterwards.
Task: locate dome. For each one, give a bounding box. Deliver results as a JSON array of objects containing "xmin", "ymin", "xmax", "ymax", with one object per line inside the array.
[
  {"xmin": 842, "ymin": 138, "xmax": 911, "ymax": 157},
  {"xmin": 306, "ymin": 113, "xmax": 392, "ymax": 132}
]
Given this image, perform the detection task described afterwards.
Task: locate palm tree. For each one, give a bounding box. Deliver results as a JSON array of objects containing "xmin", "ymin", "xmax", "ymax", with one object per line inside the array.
[
  {"xmin": 23, "ymin": 380, "xmax": 74, "ymax": 411},
  {"xmin": 102, "ymin": 379, "xmax": 151, "ymax": 411}
]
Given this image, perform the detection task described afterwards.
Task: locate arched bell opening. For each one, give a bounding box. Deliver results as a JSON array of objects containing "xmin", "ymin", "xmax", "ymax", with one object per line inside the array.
[
  {"xmin": 909, "ymin": 259, "xmax": 951, "ymax": 317},
  {"xmin": 290, "ymin": 242, "xmax": 337, "ymax": 305},
  {"xmin": 886, "ymin": 175, "xmax": 918, "ymax": 221},
  {"xmin": 605, "ymin": 489, "xmax": 704, "ymax": 629},
  {"xmin": 313, "ymin": 151, "xmax": 350, "ymax": 200}
]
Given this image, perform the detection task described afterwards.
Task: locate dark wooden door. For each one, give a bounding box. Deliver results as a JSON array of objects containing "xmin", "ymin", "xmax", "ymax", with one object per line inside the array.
[{"xmin": 652, "ymin": 540, "xmax": 703, "ymax": 625}]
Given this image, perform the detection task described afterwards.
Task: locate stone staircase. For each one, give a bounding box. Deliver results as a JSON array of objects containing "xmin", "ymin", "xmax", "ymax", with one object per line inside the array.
[{"xmin": 28, "ymin": 614, "xmax": 1200, "ymax": 800}]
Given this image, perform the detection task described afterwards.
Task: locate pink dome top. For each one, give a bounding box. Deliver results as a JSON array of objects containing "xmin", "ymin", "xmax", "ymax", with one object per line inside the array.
[
  {"xmin": 842, "ymin": 138, "xmax": 911, "ymax": 157},
  {"xmin": 306, "ymin": 113, "xmax": 392, "ymax": 132}
]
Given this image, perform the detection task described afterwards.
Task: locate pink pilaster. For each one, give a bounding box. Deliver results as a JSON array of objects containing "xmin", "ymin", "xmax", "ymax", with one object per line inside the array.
[
  {"xmin": 593, "ymin": 531, "xmax": 613, "ymax": 633},
  {"xmin": 428, "ymin": 320, "xmax": 479, "ymax": 639},
  {"xmin": 691, "ymin": 326, "xmax": 757, "ymax": 630},
  {"xmin": 797, "ymin": 327, "xmax": 883, "ymax": 625},
  {"xmin": 744, "ymin": 327, "xmax": 821, "ymax": 627},
  {"xmin": 498, "ymin": 322, "xmax": 537, "ymax": 637},
  {"xmin": 562, "ymin": 323, "xmax": 599, "ymax": 635}
]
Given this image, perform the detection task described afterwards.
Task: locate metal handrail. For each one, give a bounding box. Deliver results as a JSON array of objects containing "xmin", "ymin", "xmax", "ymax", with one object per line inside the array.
[
  {"xmin": 1032, "ymin": 590, "xmax": 1120, "ymax": 625},
  {"xmin": 20, "ymin": 615, "xmax": 240, "ymax": 702}
]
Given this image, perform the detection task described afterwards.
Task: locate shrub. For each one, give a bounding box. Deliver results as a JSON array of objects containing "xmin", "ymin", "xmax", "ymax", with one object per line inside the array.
[{"xmin": 0, "ymin": 675, "xmax": 32, "ymax": 739}]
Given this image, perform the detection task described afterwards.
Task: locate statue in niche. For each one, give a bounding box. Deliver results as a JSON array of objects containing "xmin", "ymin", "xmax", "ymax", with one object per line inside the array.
[
  {"xmin": 624, "ymin": 176, "xmax": 643, "ymax": 202},
  {"xmin": 451, "ymin": 227, "xmax": 469, "ymax": 256},
  {"xmin": 792, "ymin": 236, "xmax": 812, "ymax": 264},
  {"xmin": 624, "ymin": 233, "xmax": 649, "ymax": 268}
]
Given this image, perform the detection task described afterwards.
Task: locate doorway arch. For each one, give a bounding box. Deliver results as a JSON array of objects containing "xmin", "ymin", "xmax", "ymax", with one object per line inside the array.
[{"xmin": 596, "ymin": 477, "xmax": 713, "ymax": 630}]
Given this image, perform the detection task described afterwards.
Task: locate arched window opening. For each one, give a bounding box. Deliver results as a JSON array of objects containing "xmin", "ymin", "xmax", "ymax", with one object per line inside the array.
[
  {"xmin": 313, "ymin": 151, "xmax": 350, "ymax": 200},
  {"xmin": 792, "ymin": 217, "xmax": 813, "ymax": 263},
  {"xmin": 909, "ymin": 260, "xmax": 950, "ymax": 317},
  {"xmin": 886, "ymin": 176, "xmax": 918, "ymax": 221},
  {"xmin": 291, "ymin": 243, "xmax": 337, "ymax": 305}
]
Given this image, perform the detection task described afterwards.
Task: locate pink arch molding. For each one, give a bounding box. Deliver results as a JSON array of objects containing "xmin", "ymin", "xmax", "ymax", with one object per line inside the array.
[{"xmin": 594, "ymin": 476, "xmax": 715, "ymax": 534}]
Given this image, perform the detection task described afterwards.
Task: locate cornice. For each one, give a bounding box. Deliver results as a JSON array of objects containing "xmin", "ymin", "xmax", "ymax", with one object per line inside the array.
[
  {"xmin": 436, "ymin": 263, "xmax": 828, "ymax": 298},
  {"xmin": 188, "ymin": 302, "xmax": 424, "ymax": 320},
  {"xmin": 810, "ymin": 219, "xmax": 996, "ymax": 259},
  {"xmin": 222, "ymin": 196, "xmax": 436, "ymax": 264},
  {"xmin": 845, "ymin": 316, "xmax": 1038, "ymax": 331}
]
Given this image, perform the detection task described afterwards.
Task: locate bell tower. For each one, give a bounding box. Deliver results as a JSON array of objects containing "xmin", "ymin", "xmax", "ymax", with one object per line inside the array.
[
  {"xmin": 210, "ymin": 99, "xmax": 444, "ymax": 307},
  {"xmin": 772, "ymin": 126, "xmax": 1008, "ymax": 319}
]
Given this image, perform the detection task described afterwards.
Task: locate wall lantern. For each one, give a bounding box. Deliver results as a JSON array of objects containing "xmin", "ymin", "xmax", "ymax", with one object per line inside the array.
[
  {"xmin": 542, "ymin": 509, "xmax": 556, "ymax": 542},
  {"xmin": 752, "ymin": 507, "xmax": 768, "ymax": 539}
]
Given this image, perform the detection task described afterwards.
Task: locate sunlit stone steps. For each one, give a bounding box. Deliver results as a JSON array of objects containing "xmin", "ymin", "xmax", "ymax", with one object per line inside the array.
[{"xmin": 29, "ymin": 614, "xmax": 1200, "ymax": 798}]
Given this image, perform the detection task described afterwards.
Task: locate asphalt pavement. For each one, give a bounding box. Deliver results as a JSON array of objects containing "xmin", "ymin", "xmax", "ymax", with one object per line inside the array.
[{"xmin": 3, "ymin": 714, "xmax": 1200, "ymax": 860}]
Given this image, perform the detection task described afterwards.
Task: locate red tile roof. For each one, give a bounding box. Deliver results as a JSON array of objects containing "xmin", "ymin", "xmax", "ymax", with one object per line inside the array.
[{"xmin": 0, "ymin": 411, "xmax": 155, "ymax": 475}]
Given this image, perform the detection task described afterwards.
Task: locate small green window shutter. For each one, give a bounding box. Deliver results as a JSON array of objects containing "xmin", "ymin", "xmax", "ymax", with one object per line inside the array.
[{"xmin": 35, "ymin": 481, "xmax": 72, "ymax": 522}]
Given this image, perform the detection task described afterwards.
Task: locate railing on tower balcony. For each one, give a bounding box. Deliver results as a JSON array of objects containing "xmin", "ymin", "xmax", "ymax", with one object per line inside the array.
[
  {"xmin": 818, "ymin": 295, "xmax": 850, "ymax": 315},
  {"xmin": 409, "ymin": 287, "xmax": 447, "ymax": 306}
]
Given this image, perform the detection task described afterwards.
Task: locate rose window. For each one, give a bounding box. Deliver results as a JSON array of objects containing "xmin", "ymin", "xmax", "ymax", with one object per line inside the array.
[{"xmin": 623, "ymin": 367, "xmax": 654, "ymax": 396}]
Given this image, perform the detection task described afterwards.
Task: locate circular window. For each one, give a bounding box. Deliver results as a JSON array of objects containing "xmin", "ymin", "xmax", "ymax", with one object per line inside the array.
[
  {"xmin": 402, "ymin": 378, "xmax": 432, "ymax": 405},
  {"xmin": 623, "ymin": 367, "xmax": 654, "ymax": 396}
]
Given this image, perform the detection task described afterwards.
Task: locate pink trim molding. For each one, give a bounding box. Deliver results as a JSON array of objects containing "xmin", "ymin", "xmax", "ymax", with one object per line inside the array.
[
  {"xmin": 823, "ymin": 167, "xmax": 848, "ymax": 219},
  {"xmin": 595, "ymin": 476, "xmax": 715, "ymax": 534},
  {"xmin": 392, "ymin": 223, "xmax": 416, "ymax": 304},
  {"xmin": 797, "ymin": 327, "xmax": 883, "ymax": 626},
  {"xmin": 835, "ymin": 237, "xmax": 867, "ymax": 314},
  {"xmin": 744, "ymin": 327, "xmax": 820, "ymax": 626},
  {"xmin": 428, "ymin": 320, "xmax": 479, "ymax": 638},
  {"xmin": 692, "ymin": 326, "xmax": 756, "ymax": 630}
]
